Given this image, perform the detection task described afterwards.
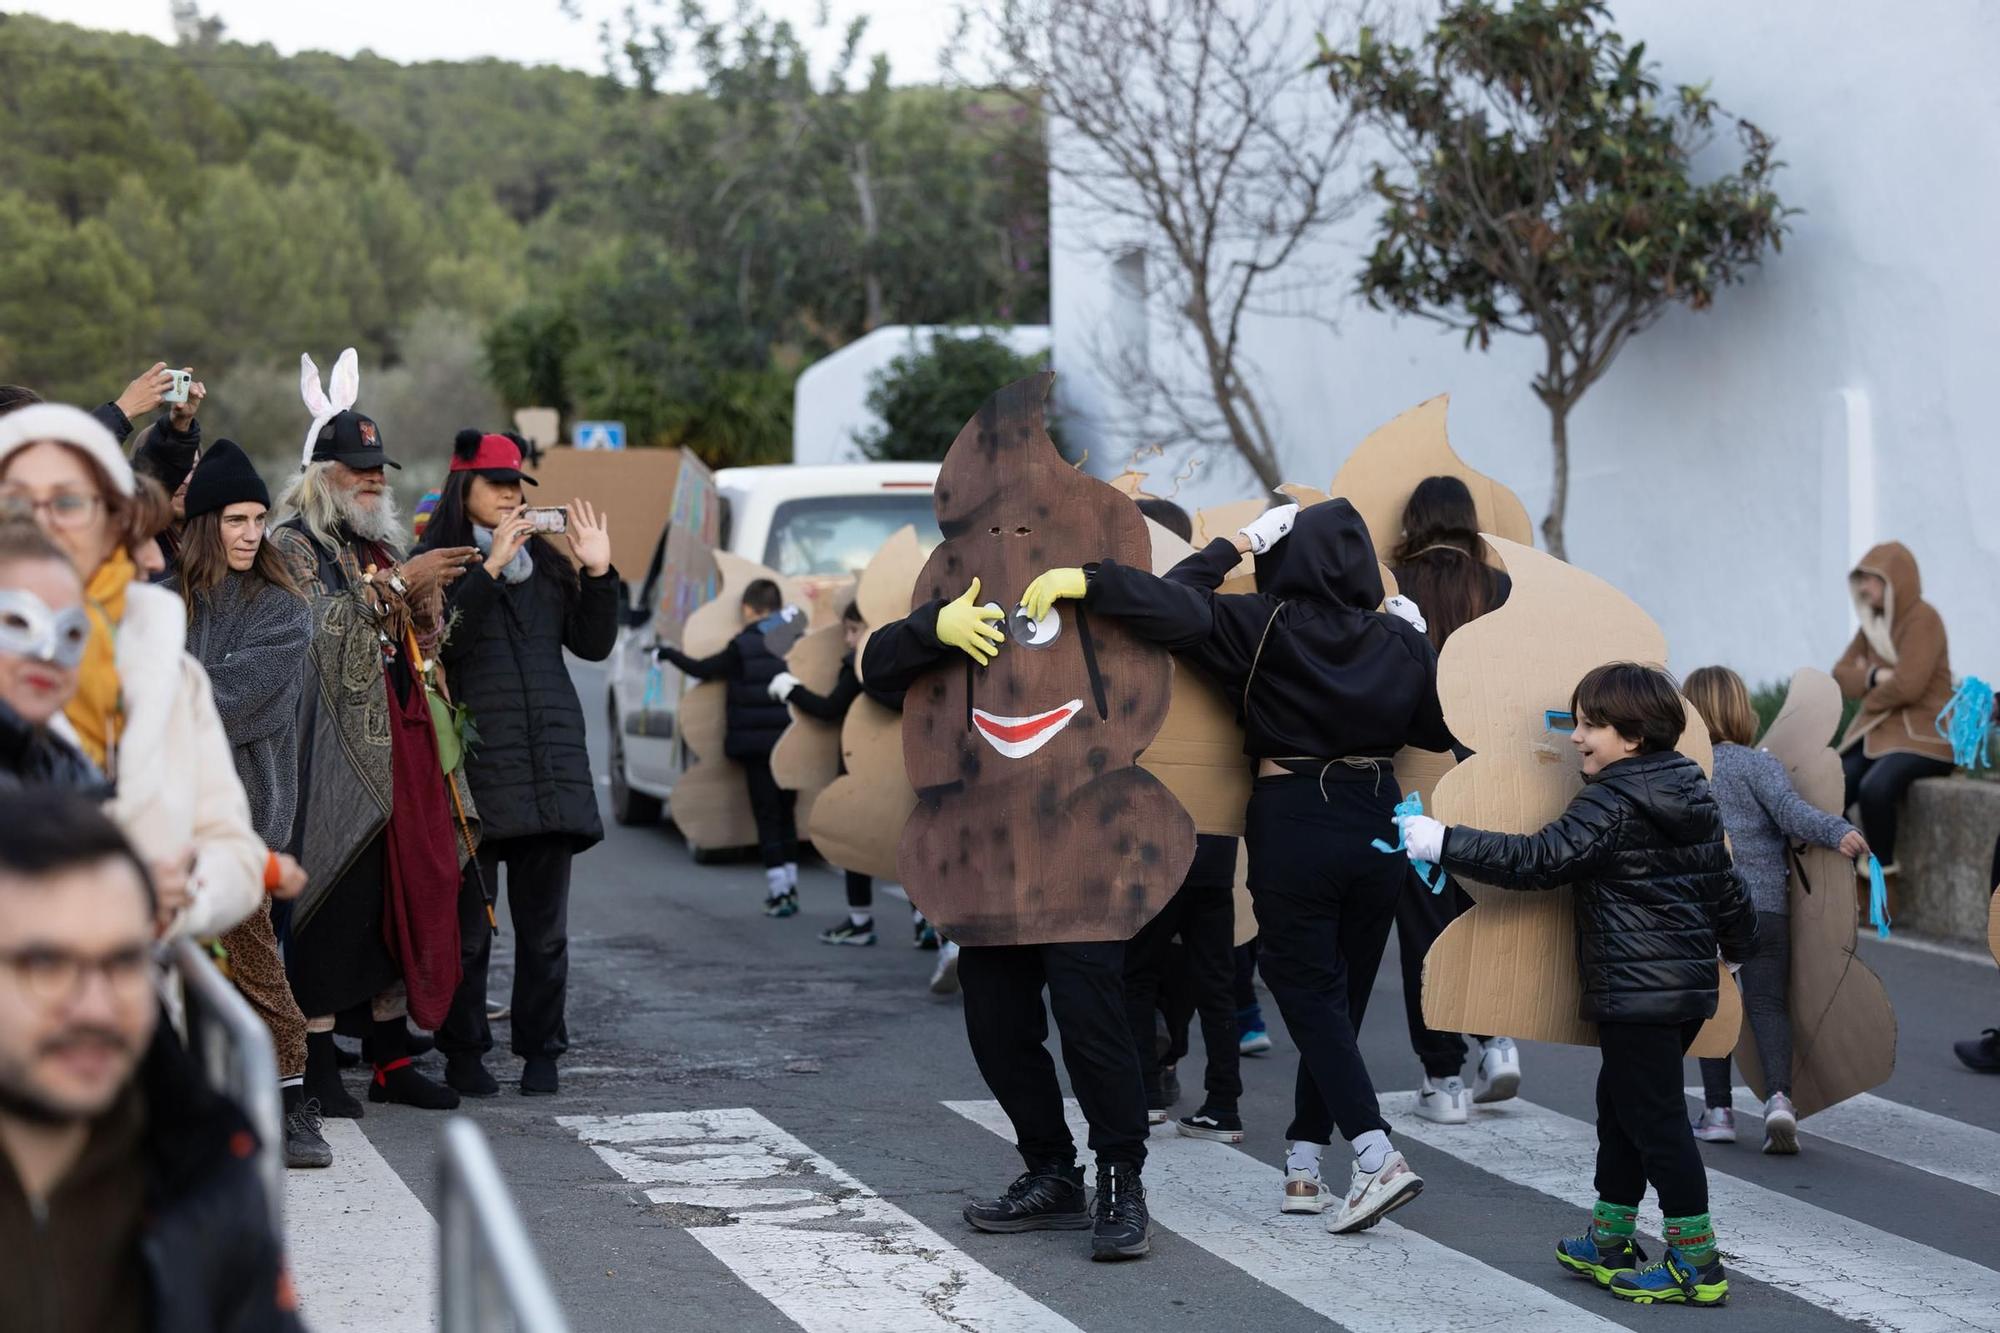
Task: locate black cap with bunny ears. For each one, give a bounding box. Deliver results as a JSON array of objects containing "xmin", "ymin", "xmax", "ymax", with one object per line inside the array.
[{"xmin": 310, "ymin": 410, "xmax": 398, "ymax": 470}]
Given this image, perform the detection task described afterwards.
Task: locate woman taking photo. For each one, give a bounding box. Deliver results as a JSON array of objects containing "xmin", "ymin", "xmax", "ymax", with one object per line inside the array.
[
  {"xmin": 421, "ymin": 430, "xmax": 619, "ymax": 1099},
  {"xmin": 0, "ymin": 404, "xmax": 264, "ymax": 940},
  {"xmin": 1386, "ymin": 475, "xmax": 1521, "ymax": 1124},
  {"xmin": 172, "ymin": 439, "xmax": 328, "ymax": 1168},
  {"xmin": 0, "ymin": 520, "xmax": 104, "ymax": 794}
]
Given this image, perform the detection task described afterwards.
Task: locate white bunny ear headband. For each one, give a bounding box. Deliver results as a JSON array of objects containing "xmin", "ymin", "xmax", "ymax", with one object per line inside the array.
[{"xmin": 299, "ymin": 348, "xmax": 361, "ymax": 469}]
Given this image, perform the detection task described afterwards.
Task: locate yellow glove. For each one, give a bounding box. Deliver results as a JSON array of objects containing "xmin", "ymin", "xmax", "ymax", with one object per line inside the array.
[
  {"xmin": 935, "ymin": 577, "xmax": 1007, "ymax": 665},
  {"xmin": 1020, "ymin": 567, "xmax": 1086, "ymax": 623}
]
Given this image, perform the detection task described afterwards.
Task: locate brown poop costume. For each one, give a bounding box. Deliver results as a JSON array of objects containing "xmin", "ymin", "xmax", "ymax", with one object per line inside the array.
[{"xmin": 897, "ymin": 373, "xmax": 1195, "ymax": 947}]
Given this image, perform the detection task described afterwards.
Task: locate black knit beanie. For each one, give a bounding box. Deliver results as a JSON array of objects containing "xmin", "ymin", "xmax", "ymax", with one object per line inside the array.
[{"xmin": 183, "ymin": 439, "xmax": 271, "ymax": 519}]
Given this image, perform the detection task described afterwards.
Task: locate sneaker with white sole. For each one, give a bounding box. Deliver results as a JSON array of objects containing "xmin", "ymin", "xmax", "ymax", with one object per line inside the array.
[
  {"xmin": 929, "ymin": 940, "xmax": 960, "ymax": 994},
  {"xmin": 1326, "ymin": 1150, "xmax": 1424, "ymax": 1234},
  {"xmin": 1238, "ymin": 1026, "xmax": 1273, "ymax": 1056},
  {"xmin": 1176, "ymin": 1107, "xmax": 1244, "ymax": 1142},
  {"xmin": 1691, "ymin": 1106, "xmax": 1736, "ymax": 1143},
  {"xmin": 1762, "ymin": 1092, "xmax": 1799, "ymax": 1155},
  {"xmin": 1280, "ymin": 1165, "xmax": 1327, "ymax": 1214},
  {"xmin": 1473, "ymin": 1037, "xmax": 1521, "ymax": 1104},
  {"xmin": 1415, "ymin": 1075, "xmax": 1470, "ymax": 1124}
]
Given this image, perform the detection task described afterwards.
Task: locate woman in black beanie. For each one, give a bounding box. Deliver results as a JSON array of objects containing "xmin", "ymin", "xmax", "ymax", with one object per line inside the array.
[{"xmin": 172, "ymin": 438, "xmax": 328, "ymax": 1168}]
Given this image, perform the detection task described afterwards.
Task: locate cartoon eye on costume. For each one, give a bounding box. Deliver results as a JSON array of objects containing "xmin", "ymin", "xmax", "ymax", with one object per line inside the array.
[{"xmin": 1009, "ymin": 604, "xmax": 1061, "ymax": 649}]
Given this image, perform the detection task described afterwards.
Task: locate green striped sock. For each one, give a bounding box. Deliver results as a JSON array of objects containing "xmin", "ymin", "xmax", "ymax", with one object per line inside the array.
[
  {"xmin": 1590, "ymin": 1200, "xmax": 1638, "ymax": 1246},
  {"xmin": 1665, "ymin": 1213, "xmax": 1717, "ymax": 1266}
]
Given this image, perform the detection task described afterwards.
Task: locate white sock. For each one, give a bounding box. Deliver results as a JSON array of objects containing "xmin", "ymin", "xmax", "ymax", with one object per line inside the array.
[
  {"xmin": 912, "ymin": 907, "xmax": 926, "ymax": 925},
  {"xmin": 765, "ymin": 867, "xmax": 789, "ymax": 898},
  {"xmin": 849, "ymin": 911, "xmax": 871, "ymax": 927},
  {"xmin": 784, "ymin": 861, "xmax": 799, "ymax": 889},
  {"xmin": 1285, "ymin": 1141, "xmax": 1324, "ymax": 1175},
  {"xmin": 1352, "ymin": 1129, "xmax": 1392, "ymax": 1173}
]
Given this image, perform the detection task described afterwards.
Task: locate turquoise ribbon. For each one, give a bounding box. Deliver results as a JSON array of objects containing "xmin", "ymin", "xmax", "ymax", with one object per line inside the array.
[
  {"xmin": 1935, "ymin": 677, "xmax": 1994, "ymax": 770},
  {"xmin": 1865, "ymin": 854, "xmax": 1892, "ymax": 940},
  {"xmin": 1372, "ymin": 790, "xmax": 1442, "ymax": 892}
]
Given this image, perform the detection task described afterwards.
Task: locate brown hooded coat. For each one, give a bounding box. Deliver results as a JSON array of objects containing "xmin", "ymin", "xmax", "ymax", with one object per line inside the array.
[{"xmin": 1831, "ymin": 542, "xmax": 1953, "ymax": 762}]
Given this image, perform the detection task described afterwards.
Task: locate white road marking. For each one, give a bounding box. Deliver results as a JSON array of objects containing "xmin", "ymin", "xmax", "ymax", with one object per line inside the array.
[
  {"xmin": 1385, "ymin": 1092, "xmax": 2000, "ymax": 1332},
  {"xmin": 1867, "ymin": 932, "xmax": 1993, "ymax": 965},
  {"xmin": 1688, "ymin": 1086, "xmax": 2000, "ymax": 1198},
  {"xmin": 284, "ymin": 1119, "xmax": 437, "ymax": 1332},
  {"xmin": 560, "ymin": 1107, "xmax": 1083, "ymax": 1333},
  {"xmin": 947, "ymin": 1099, "xmax": 1623, "ymax": 1333}
]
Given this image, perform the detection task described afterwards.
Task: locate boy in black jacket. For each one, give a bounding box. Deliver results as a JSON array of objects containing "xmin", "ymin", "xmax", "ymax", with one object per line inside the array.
[
  {"xmin": 658, "ymin": 579, "xmax": 804, "ymax": 915},
  {"xmin": 1401, "ymin": 662, "xmax": 1758, "ymax": 1307}
]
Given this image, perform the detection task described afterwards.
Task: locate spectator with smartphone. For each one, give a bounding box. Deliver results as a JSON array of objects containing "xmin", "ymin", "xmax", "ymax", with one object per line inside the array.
[{"xmin": 420, "ymin": 431, "xmax": 620, "ymax": 1099}]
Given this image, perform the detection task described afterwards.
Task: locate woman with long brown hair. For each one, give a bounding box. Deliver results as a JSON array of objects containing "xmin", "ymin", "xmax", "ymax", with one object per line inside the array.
[{"xmin": 1387, "ymin": 475, "xmax": 1520, "ymax": 1125}]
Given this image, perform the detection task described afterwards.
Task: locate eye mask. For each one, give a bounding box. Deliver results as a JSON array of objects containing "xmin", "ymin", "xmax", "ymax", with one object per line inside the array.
[{"xmin": 0, "ymin": 589, "xmax": 92, "ymax": 668}]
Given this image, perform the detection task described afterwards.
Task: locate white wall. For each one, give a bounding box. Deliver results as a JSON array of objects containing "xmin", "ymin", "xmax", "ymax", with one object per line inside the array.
[
  {"xmin": 794, "ymin": 324, "xmax": 1052, "ymax": 466},
  {"xmin": 1051, "ymin": 0, "xmax": 2000, "ymax": 689}
]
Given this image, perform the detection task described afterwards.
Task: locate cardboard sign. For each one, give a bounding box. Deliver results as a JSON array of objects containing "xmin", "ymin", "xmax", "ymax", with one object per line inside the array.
[
  {"xmin": 1325, "ymin": 394, "xmax": 1534, "ymax": 565},
  {"xmin": 524, "ymin": 445, "xmax": 686, "ymax": 583},
  {"xmin": 808, "ymin": 528, "xmax": 928, "ymax": 882},
  {"xmin": 899, "ymin": 373, "xmax": 1195, "ymax": 947},
  {"xmin": 1421, "ymin": 536, "xmax": 1742, "ymax": 1057},
  {"xmin": 1734, "ymin": 668, "xmax": 1896, "ymax": 1117},
  {"xmin": 653, "ymin": 450, "xmax": 722, "ymax": 651},
  {"xmin": 769, "ymin": 612, "xmax": 855, "ymax": 832}
]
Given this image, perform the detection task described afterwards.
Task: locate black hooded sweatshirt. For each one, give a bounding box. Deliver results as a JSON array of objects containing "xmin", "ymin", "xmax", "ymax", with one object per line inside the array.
[{"xmin": 1081, "ymin": 499, "xmax": 1455, "ymax": 762}]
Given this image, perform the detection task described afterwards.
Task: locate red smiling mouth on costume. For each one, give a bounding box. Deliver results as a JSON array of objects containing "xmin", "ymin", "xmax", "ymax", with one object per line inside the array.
[{"xmin": 971, "ymin": 701, "xmax": 1084, "ymax": 759}]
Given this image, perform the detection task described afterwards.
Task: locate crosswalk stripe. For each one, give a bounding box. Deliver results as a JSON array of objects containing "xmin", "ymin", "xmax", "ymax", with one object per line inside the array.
[
  {"xmin": 559, "ymin": 1107, "xmax": 1084, "ymax": 1332},
  {"xmin": 1384, "ymin": 1092, "xmax": 2000, "ymax": 1331},
  {"xmin": 1685, "ymin": 1086, "xmax": 2000, "ymax": 1198},
  {"xmin": 284, "ymin": 1119, "xmax": 436, "ymax": 1333},
  {"xmin": 946, "ymin": 1099, "xmax": 1625, "ymax": 1333}
]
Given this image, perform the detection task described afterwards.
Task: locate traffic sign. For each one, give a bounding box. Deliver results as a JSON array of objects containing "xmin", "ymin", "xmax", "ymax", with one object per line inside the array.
[{"xmin": 574, "ymin": 420, "xmax": 626, "ymax": 451}]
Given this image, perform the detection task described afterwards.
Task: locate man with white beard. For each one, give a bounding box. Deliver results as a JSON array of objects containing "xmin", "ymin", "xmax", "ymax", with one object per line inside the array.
[{"xmin": 269, "ymin": 358, "xmax": 481, "ymax": 1117}]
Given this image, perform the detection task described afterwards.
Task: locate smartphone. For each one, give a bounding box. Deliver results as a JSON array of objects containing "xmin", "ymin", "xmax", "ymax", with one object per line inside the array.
[
  {"xmin": 161, "ymin": 369, "xmax": 192, "ymax": 405},
  {"xmin": 524, "ymin": 506, "xmax": 568, "ymax": 534}
]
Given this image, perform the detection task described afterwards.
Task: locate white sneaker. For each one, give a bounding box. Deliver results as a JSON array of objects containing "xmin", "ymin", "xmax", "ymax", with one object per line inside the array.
[
  {"xmin": 1473, "ymin": 1037, "xmax": 1521, "ymax": 1104},
  {"xmin": 1415, "ymin": 1075, "xmax": 1470, "ymax": 1125},
  {"xmin": 1326, "ymin": 1150, "xmax": 1423, "ymax": 1234},
  {"xmin": 1692, "ymin": 1107, "xmax": 1736, "ymax": 1143},
  {"xmin": 1762, "ymin": 1092, "xmax": 1799, "ymax": 1155},
  {"xmin": 929, "ymin": 940, "xmax": 961, "ymax": 995},
  {"xmin": 1280, "ymin": 1165, "xmax": 1327, "ymax": 1214}
]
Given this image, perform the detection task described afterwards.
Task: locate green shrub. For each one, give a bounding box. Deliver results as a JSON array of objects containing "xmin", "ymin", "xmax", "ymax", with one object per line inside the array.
[{"xmin": 855, "ymin": 331, "xmax": 1058, "ymax": 462}]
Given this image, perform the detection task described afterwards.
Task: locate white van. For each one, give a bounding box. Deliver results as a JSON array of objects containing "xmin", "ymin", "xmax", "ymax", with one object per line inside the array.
[{"xmin": 606, "ymin": 462, "xmax": 941, "ymax": 826}]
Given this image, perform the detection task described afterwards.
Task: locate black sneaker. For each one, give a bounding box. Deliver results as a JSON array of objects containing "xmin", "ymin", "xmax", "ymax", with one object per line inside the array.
[
  {"xmin": 820, "ymin": 917, "xmax": 877, "ymax": 946},
  {"xmin": 446, "ymin": 1053, "xmax": 499, "ymax": 1098},
  {"xmin": 1955, "ymin": 1029, "xmax": 2000, "ymax": 1074},
  {"xmin": 963, "ymin": 1165, "xmax": 1091, "ymax": 1233},
  {"xmin": 1091, "ymin": 1163, "xmax": 1151, "ymax": 1260},
  {"xmin": 1176, "ymin": 1106, "xmax": 1244, "ymax": 1143},
  {"xmin": 283, "ymin": 1096, "xmax": 334, "ymax": 1169}
]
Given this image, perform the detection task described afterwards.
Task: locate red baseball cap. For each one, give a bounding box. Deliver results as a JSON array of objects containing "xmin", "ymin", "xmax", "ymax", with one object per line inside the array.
[{"xmin": 448, "ymin": 432, "xmax": 536, "ymax": 485}]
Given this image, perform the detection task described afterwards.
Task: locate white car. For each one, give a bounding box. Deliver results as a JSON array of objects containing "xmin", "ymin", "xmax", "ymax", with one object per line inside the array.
[{"xmin": 606, "ymin": 462, "xmax": 942, "ymax": 828}]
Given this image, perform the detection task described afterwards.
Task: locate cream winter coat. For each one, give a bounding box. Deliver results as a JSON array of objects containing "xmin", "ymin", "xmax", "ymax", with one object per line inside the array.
[{"xmin": 55, "ymin": 581, "xmax": 265, "ymax": 939}]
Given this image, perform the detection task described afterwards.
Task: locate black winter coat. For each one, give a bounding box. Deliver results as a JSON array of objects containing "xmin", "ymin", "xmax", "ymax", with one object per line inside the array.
[
  {"xmin": 1441, "ymin": 750, "xmax": 1759, "ymax": 1025},
  {"xmin": 0, "ymin": 700, "xmax": 108, "ymax": 797},
  {"xmin": 440, "ymin": 559, "xmax": 621, "ymax": 846},
  {"xmin": 659, "ymin": 619, "xmax": 793, "ymax": 760}
]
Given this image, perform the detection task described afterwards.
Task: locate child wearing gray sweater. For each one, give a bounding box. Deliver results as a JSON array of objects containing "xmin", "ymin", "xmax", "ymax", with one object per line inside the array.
[{"xmin": 1685, "ymin": 668, "xmax": 1868, "ymax": 1154}]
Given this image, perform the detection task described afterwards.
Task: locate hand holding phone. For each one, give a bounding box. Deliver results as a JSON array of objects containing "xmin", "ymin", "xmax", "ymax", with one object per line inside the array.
[
  {"xmin": 524, "ymin": 506, "xmax": 568, "ymax": 534},
  {"xmin": 160, "ymin": 369, "xmax": 193, "ymax": 405}
]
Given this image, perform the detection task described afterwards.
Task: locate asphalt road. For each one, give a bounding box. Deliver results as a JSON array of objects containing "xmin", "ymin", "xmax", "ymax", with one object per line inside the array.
[{"xmin": 293, "ymin": 662, "xmax": 2000, "ymax": 1333}]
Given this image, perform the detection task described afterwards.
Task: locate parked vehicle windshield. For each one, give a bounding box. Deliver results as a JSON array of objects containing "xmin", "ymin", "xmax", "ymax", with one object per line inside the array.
[{"xmin": 762, "ymin": 493, "xmax": 942, "ymax": 576}]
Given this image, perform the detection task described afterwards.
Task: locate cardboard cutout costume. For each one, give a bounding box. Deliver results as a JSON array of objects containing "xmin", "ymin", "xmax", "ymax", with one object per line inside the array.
[
  {"xmin": 898, "ymin": 374, "xmax": 1196, "ymax": 946},
  {"xmin": 1421, "ymin": 536, "xmax": 1743, "ymax": 1058},
  {"xmin": 1734, "ymin": 668, "xmax": 1896, "ymax": 1116},
  {"xmin": 769, "ymin": 580, "xmax": 859, "ymax": 829}
]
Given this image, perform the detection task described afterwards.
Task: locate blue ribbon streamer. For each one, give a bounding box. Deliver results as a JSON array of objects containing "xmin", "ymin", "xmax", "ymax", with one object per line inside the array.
[
  {"xmin": 1372, "ymin": 790, "xmax": 1441, "ymax": 892},
  {"xmin": 1935, "ymin": 676, "xmax": 1995, "ymax": 770},
  {"xmin": 1865, "ymin": 854, "xmax": 1892, "ymax": 941}
]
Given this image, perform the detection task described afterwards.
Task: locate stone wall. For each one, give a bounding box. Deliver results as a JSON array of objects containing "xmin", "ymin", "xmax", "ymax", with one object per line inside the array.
[{"xmin": 1898, "ymin": 778, "xmax": 2000, "ymax": 945}]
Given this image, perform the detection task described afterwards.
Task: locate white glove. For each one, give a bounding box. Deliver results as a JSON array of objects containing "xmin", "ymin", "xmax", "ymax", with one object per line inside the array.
[
  {"xmin": 1403, "ymin": 814, "xmax": 1446, "ymax": 863},
  {"xmin": 768, "ymin": 671, "xmax": 801, "ymax": 702},
  {"xmin": 1237, "ymin": 502, "xmax": 1299, "ymax": 555},
  {"xmin": 1383, "ymin": 595, "xmax": 1427, "ymax": 634}
]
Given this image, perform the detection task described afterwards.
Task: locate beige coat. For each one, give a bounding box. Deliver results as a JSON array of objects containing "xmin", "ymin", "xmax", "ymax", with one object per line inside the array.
[
  {"xmin": 1832, "ymin": 542, "xmax": 1954, "ymax": 763},
  {"xmin": 54, "ymin": 582, "xmax": 266, "ymax": 938}
]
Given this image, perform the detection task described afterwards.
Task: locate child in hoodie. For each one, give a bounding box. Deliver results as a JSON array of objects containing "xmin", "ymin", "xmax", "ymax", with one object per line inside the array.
[{"xmin": 1400, "ymin": 662, "xmax": 1758, "ymax": 1307}]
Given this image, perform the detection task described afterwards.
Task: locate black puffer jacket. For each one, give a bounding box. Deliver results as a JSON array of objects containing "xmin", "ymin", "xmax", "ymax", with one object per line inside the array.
[
  {"xmin": 660, "ymin": 618, "xmax": 795, "ymax": 760},
  {"xmin": 0, "ymin": 700, "xmax": 109, "ymax": 797},
  {"xmin": 1440, "ymin": 750, "xmax": 1758, "ymax": 1025},
  {"xmin": 439, "ymin": 558, "xmax": 621, "ymax": 846}
]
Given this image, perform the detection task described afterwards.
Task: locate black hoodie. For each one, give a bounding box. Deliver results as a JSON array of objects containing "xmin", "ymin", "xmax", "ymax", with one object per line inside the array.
[{"xmin": 1081, "ymin": 499, "xmax": 1456, "ymax": 762}]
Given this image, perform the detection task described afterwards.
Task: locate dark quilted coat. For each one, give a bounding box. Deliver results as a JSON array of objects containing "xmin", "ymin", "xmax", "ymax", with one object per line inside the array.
[
  {"xmin": 440, "ymin": 560, "xmax": 620, "ymax": 847},
  {"xmin": 659, "ymin": 620, "xmax": 793, "ymax": 760},
  {"xmin": 1440, "ymin": 750, "xmax": 1758, "ymax": 1025}
]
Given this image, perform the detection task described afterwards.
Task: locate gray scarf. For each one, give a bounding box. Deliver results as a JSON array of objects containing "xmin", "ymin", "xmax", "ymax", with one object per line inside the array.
[{"xmin": 473, "ymin": 525, "xmax": 535, "ymax": 585}]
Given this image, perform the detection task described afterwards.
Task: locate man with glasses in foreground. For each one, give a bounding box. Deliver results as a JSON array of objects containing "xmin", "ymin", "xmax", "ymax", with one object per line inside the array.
[{"xmin": 0, "ymin": 791, "xmax": 301, "ymax": 1332}]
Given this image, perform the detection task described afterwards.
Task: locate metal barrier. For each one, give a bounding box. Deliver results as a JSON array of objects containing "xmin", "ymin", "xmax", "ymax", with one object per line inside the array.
[
  {"xmin": 168, "ymin": 936, "xmax": 285, "ymax": 1236},
  {"xmin": 438, "ymin": 1117, "xmax": 570, "ymax": 1333}
]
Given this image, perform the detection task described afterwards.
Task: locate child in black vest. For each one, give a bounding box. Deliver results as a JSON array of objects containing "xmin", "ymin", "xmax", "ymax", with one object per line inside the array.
[
  {"xmin": 1400, "ymin": 662, "xmax": 1758, "ymax": 1307},
  {"xmin": 657, "ymin": 578, "xmax": 803, "ymax": 915}
]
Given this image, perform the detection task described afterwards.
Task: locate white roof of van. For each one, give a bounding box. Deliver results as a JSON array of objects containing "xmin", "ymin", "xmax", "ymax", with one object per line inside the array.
[{"xmin": 713, "ymin": 462, "xmax": 940, "ymax": 496}]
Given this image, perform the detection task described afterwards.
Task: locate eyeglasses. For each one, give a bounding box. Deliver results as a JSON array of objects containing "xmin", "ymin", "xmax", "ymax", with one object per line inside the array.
[
  {"xmin": 0, "ymin": 944, "xmax": 157, "ymax": 1004},
  {"xmin": 0, "ymin": 491, "xmax": 104, "ymax": 531}
]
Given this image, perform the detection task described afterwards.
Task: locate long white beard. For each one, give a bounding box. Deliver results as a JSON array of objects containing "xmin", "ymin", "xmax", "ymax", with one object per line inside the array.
[{"xmin": 337, "ymin": 487, "xmax": 405, "ymax": 548}]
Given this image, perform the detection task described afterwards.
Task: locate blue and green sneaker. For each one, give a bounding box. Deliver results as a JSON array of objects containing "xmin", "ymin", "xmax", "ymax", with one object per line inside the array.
[
  {"xmin": 1609, "ymin": 1247, "xmax": 1729, "ymax": 1306},
  {"xmin": 1555, "ymin": 1230, "xmax": 1647, "ymax": 1286}
]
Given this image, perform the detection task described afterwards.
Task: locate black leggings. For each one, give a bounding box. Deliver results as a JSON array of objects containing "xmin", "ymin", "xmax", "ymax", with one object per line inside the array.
[
  {"xmin": 1124, "ymin": 876, "xmax": 1241, "ymax": 1110},
  {"xmin": 1245, "ymin": 773, "xmax": 1403, "ymax": 1144},
  {"xmin": 1841, "ymin": 749, "xmax": 1951, "ymax": 865},
  {"xmin": 741, "ymin": 756, "xmax": 798, "ymax": 869},
  {"xmin": 1700, "ymin": 910, "xmax": 1792, "ymax": 1103},
  {"xmin": 844, "ymin": 870, "xmax": 873, "ymax": 910}
]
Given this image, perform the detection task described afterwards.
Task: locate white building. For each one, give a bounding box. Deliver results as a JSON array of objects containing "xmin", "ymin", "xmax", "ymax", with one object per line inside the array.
[
  {"xmin": 1051, "ymin": 0, "xmax": 1999, "ymax": 689},
  {"xmin": 793, "ymin": 324, "xmax": 1051, "ymax": 466}
]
